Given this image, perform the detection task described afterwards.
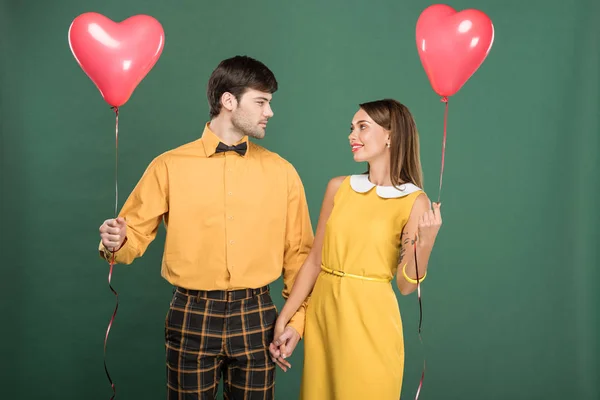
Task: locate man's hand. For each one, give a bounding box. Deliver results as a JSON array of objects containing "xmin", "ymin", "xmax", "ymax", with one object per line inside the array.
[
  {"xmin": 99, "ymin": 217, "xmax": 127, "ymax": 251},
  {"xmin": 269, "ymin": 325, "xmax": 300, "ymax": 372}
]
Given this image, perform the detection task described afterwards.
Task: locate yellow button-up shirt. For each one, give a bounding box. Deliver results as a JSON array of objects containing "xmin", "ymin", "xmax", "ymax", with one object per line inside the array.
[{"xmin": 99, "ymin": 124, "xmax": 314, "ymax": 335}]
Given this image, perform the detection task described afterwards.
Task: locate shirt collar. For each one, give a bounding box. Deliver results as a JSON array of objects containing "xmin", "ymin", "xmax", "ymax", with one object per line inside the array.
[
  {"xmin": 349, "ymin": 174, "xmax": 422, "ymax": 198},
  {"xmin": 201, "ymin": 123, "xmax": 250, "ymax": 157}
]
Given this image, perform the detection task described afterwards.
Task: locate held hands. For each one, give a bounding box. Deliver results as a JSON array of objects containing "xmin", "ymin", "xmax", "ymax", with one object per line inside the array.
[
  {"xmin": 268, "ymin": 317, "xmax": 300, "ymax": 372},
  {"xmin": 99, "ymin": 217, "xmax": 127, "ymax": 251},
  {"xmin": 417, "ymin": 202, "xmax": 442, "ymax": 246}
]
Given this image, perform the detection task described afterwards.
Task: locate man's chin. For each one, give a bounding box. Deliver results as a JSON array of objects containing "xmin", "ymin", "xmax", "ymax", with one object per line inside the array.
[{"xmin": 248, "ymin": 129, "xmax": 265, "ymax": 140}]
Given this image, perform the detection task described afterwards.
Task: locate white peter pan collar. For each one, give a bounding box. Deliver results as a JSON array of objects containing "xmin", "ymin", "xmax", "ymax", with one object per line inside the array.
[{"xmin": 349, "ymin": 174, "xmax": 422, "ymax": 199}]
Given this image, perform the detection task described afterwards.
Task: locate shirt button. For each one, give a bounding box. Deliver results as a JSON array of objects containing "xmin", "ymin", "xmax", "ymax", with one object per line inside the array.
[
  {"xmin": 228, "ymin": 192, "xmax": 233, "ymax": 196},
  {"xmin": 229, "ymin": 240, "xmax": 235, "ymax": 245},
  {"xmin": 228, "ymin": 216, "xmax": 234, "ymax": 220}
]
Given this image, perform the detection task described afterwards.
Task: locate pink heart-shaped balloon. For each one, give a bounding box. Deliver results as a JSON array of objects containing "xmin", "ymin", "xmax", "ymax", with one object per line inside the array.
[
  {"xmin": 416, "ymin": 4, "xmax": 494, "ymax": 97},
  {"xmin": 68, "ymin": 12, "xmax": 165, "ymax": 107}
]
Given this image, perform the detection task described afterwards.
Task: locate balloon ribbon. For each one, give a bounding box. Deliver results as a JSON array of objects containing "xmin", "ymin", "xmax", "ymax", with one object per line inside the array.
[
  {"xmin": 413, "ymin": 239, "xmax": 425, "ymax": 400},
  {"xmin": 413, "ymin": 96, "xmax": 448, "ymax": 399},
  {"xmin": 104, "ymin": 106, "xmax": 120, "ymax": 399},
  {"xmin": 438, "ymin": 96, "xmax": 448, "ymax": 203}
]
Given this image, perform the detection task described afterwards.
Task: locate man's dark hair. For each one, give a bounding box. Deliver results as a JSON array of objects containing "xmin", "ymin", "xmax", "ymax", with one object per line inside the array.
[{"xmin": 207, "ymin": 56, "xmax": 278, "ymax": 118}]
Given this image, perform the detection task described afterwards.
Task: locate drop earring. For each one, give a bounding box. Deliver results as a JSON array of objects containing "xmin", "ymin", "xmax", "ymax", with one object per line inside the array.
[{"xmin": 386, "ymin": 143, "xmax": 390, "ymax": 148}]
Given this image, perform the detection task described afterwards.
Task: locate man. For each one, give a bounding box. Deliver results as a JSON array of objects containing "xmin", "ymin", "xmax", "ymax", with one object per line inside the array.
[{"xmin": 98, "ymin": 55, "xmax": 313, "ymax": 399}]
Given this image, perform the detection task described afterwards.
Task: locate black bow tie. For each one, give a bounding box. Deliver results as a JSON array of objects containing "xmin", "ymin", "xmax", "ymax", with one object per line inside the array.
[{"xmin": 215, "ymin": 141, "xmax": 247, "ymax": 156}]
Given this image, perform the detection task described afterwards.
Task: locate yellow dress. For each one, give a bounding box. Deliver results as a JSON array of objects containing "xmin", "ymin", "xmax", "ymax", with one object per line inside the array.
[{"xmin": 299, "ymin": 174, "xmax": 424, "ymax": 400}]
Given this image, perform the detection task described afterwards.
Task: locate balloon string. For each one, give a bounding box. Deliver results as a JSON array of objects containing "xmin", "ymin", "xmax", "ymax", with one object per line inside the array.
[
  {"xmin": 413, "ymin": 238, "xmax": 425, "ymax": 400},
  {"xmin": 113, "ymin": 107, "xmax": 119, "ymax": 217},
  {"xmin": 438, "ymin": 97, "xmax": 448, "ymax": 204},
  {"xmin": 412, "ymin": 95, "xmax": 448, "ymax": 399},
  {"xmin": 104, "ymin": 106, "xmax": 120, "ymax": 399},
  {"xmin": 104, "ymin": 255, "xmax": 118, "ymax": 400}
]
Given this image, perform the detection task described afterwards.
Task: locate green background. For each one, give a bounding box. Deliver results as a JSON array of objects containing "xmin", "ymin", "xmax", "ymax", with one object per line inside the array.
[{"xmin": 1, "ymin": 0, "xmax": 598, "ymax": 399}]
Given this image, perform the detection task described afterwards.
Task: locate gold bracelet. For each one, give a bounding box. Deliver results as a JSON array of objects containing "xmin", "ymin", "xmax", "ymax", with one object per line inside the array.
[{"xmin": 402, "ymin": 263, "xmax": 427, "ymax": 284}]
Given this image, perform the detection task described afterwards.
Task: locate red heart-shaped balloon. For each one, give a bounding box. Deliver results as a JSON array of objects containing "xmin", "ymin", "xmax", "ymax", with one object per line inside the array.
[
  {"xmin": 68, "ymin": 12, "xmax": 165, "ymax": 107},
  {"xmin": 416, "ymin": 4, "xmax": 494, "ymax": 98}
]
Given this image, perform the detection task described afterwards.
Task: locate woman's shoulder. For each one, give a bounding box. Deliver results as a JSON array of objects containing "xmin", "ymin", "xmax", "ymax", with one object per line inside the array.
[
  {"xmin": 324, "ymin": 176, "xmax": 349, "ymax": 199},
  {"xmin": 327, "ymin": 176, "xmax": 349, "ymax": 189}
]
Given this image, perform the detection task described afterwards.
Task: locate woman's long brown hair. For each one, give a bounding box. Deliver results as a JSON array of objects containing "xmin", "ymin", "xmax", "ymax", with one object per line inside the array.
[{"xmin": 359, "ymin": 99, "xmax": 424, "ymax": 189}]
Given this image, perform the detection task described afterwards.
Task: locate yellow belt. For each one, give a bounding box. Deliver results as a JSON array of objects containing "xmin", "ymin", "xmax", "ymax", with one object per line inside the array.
[{"xmin": 320, "ymin": 266, "xmax": 391, "ymax": 283}]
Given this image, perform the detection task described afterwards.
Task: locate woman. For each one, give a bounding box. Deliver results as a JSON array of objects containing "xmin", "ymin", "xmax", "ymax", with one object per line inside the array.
[{"xmin": 270, "ymin": 99, "xmax": 442, "ymax": 399}]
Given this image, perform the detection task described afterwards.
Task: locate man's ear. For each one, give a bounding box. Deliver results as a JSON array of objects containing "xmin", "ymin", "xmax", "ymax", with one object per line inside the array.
[{"xmin": 221, "ymin": 92, "xmax": 237, "ymax": 112}]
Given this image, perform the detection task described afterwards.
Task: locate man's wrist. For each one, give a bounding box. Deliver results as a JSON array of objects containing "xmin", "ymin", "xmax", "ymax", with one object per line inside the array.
[
  {"xmin": 111, "ymin": 237, "xmax": 128, "ymax": 252},
  {"xmin": 285, "ymin": 321, "xmax": 303, "ymax": 340},
  {"xmin": 286, "ymin": 324, "xmax": 299, "ymax": 336}
]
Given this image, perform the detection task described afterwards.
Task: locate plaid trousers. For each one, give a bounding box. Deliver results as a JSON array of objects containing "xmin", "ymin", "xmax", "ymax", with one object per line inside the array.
[{"xmin": 165, "ymin": 285, "xmax": 277, "ymax": 400}]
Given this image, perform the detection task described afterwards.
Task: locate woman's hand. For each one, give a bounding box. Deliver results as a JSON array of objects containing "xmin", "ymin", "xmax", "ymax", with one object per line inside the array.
[{"xmin": 417, "ymin": 202, "xmax": 442, "ymax": 247}]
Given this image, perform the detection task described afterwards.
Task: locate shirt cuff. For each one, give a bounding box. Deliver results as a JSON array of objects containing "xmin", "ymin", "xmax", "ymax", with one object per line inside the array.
[
  {"xmin": 98, "ymin": 242, "xmax": 111, "ymax": 261},
  {"xmin": 286, "ymin": 305, "xmax": 307, "ymax": 339},
  {"xmin": 98, "ymin": 238, "xmax": 128, "ymax": 263}
]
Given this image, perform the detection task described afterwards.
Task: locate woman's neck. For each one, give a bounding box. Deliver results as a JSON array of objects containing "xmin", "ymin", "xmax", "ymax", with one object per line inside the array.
[{"xmin": 367, "ymin": 158, "xmax": 391, "ymax": 186}]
